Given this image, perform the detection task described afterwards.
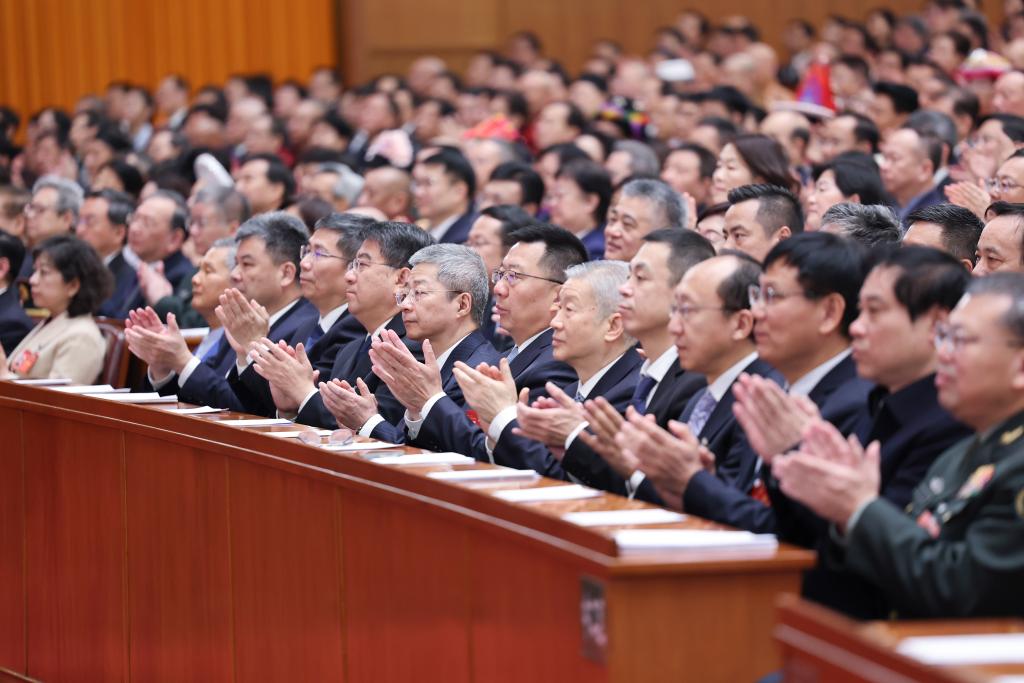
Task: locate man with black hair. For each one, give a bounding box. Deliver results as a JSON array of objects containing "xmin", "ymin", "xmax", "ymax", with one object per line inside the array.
[
  {"xmin": 534, "ymin": 101, "xmax": 587, "ymax": 151},
  {"xmin": 122, "ymin": 85, "xmax": 155, "ymax": 153},
  {"xmin": 155, "ymin": 74, "xmax": 190, "ymax": 130},
  {"xmin": 604, "ymin": 179, "xmax": 687, "ymax": 261},
  {"xmin": 928, "ymin": 31, "xmax": 971, "ymax": 75},
  {"xmin": 235, "ymin": 152, "xmax": 294, "ymax": 215},
  {"xmin": 481, "ymin": 161, "xmax": 544, "ymax": 215},
  {"xmin": 724, "ymin": 183, "xmax": 803, "ymax": 261},
  {"xmin": 817, "ymin": 112, "xmax": 880, "ymax": 161},
  {"xmin": 550, "ymin": 159, "xmax": 612, "ymax": 260},
  {"xmin": 76, "ymin": 189, "xmax": 136, "ymax": 318},
  {"xmin": 123, "ymin": 190, "xmax": 197, "ymax": 314},
  {"xmin": 661, "ymin": 143, "xmax": 716, "ymax": 211},
  {"xmin": 534, "ymin": 142, "xmax": 591, "ymax": 205},
  {"xmin": 904, "ymin": 203, "xmax": 984, "ymax": 270},
  {"xmin": 357, "ymin": 165, "xmax": 413, "ymax": 221},
  {"xmin": 412, "ymin": 148, "xmax": 478, "ymax": 244},
  {"xmin": 569, "ymin": 75, "xmax": 608, "ymax": 118},
  {"xmin": 701, "ymin": 86, "xmax": 750, "ymax": 127},
  {"xmin": 881, "ymin": 126, "xmax": 949, "ymax": 221},
  {"xmin": 830, "ymin": 55, "xmax": 873, "ymax": 113},
  {"xmin": 466, "ymin": 204, "xmax": 533, "ymax": 347},
  {"xmin": 974, "ymin": 201, "xmax": 1024, "ymax": 275},
  {"xmin": 871, "ymin": 82, "xmax": 920, "ymax": 136},
  {"xmin": 0, "ymin": 231, "xmax": 32, "ymax": 353},
  {"xmin": 690, "ymin": 116, "xmax": 739, "ymax": 156},
  {"xmin": 464, "ymin": 138, "xmax": 520, "ymax": 191}
]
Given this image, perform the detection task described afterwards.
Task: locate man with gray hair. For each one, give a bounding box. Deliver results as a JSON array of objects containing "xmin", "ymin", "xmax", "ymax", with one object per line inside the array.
[
  {"xmin": 488, "ymin": 259, "xmax": 643, "ymax": 477},
  {"xmin": 19, "ymin": 175, "xmax": 83, "ymax": 280},
  {"xmin": 820, "ymin": 202, "xmax": 902, "ymax": 248},
  {"xmin": 305, "ymin": 163, "xmax": 365, "ymax": 213},
  {"xmin": 133, "ymin": 211, "xmax": 317, "ymax": 414},
  {"xmin": 604, "ymin": 178, "xmax": 687, "ymax": 261},
  {"xmin": 605, "ymin": 140, "xmax": 661, "ymax": 186},
  {"xmin": 354, "ymin": 243, "xmax": 502, "ymax": 443}
]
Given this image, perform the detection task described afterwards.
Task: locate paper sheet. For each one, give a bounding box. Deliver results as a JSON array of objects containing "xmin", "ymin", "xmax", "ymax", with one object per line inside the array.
[
  {"xmin": 896, "ymin": 634, "xmax": 1024, "ymax": 665},
  {"xmin": 84, "ymin": 392, "xmax": 178, "ymax": 404},
  {"xmin": 494, "ymin": 485, "xmax": 603, "ymax": 502},
  {"xmin": 428, "ymin": 468, "xmax": 540, "ymax": 482},
  {"xmin": 320, "ymin": 441, "xmax": 405, "ymax": 452},
  {"xmin": 51, "ymin": 384, "xmax": 128, "ymax": 394},
  {"xmin": 159, "ymin": 406, "xmax": 226, "ymax": 414},
  {"xmin": 216, "ymin": 418, "xmax": 294, "ymax": 427},
  {"xmin": 11, "ymin": 377, "xmax": 71, "ymax": 386},
  {"xmin": 562, "ymin": 508, "xmax": 687, "ymax": 526},
  {"xmin": 614, "ymin": 529, "xmax": 778, "ymax": 553},
  {"xmin": 266, "ymin": 429, "xmax": 334, "ymax": 438},
  {"xmin": 372, "ymin": 452, "xmax": 476, "ymax": 465}
]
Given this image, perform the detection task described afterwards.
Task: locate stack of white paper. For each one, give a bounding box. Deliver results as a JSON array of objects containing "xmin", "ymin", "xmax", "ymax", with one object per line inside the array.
[
  {"xmin": 614, "ymin": 529, "xmax": 778, "ymax": 553},
  {"xmin": 428, "ymin": 468, "xmax": 540, "ymax": 482},
  {"xmin": 372, "ymin": 452, "xmax": 475, "ymax": 466},
  {"xmin": 495, "ymin": 484, "xmax": 603, "ymax": 502},
  {"xmin": 159, "ymin": 405, "xmax": 226, "ymax": 415},
  {"xmin": 266, "ymin": 429, "xmax": 333, "ymax": 439},
  {"xmin": 51, "ymin": 384, "xmax": 128, "ymax": 394},
  {"xmin": 896, "ymin": 634, "xmax": 1024, "ymax": 666},
  {"xmin": 217, "ymin": 418, "xmax": 293, "ymax": 427},
  {"xmin": 11, "ymin": 377, "xmax": 71, "ymax": 386},
  {"xmin": 84, "ymin": 392, "xmax": 178, "ymax": 404},
  {"xmin": 563, "ymin": 508, "xmax": 686, "ymax": 527},
  {"xmin": 320, "ymin": 441, "xmax": 405, "ymax": 452}
]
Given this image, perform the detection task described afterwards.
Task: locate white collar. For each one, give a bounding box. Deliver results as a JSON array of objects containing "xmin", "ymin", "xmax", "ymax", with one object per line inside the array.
[
  {"xmin": 707, "ymin": 351, "xmax": 759, "ymax": 402},
  {"xmin": 577, "ymin": 351, "xmax": 626, "ymax": 400},
  {"xmin": 103, "ymin": 249, "xmax": 120, "ymax": 267},
  {"xmin": 0, "ymin": 286, "xmax": 7, "ymax": 298},
  {"xmin": 789, "ymin": 348, "xmax": 852, "ymax": 397},
  {"xmin": 639, "ymin": 346, "xmax": 679, "ymax": 384},
  {"xmin": 428, "ymin": 213, "xmax": 460, "ymax": 240},
  {"xmin": 514, "ymin": 328, "xmax": 549, "ymax": 354},
  {"xmin": 318, "ymin": 303, "xmax": 348, "ymax": 331},
  {"xmin": 433, "ymin": 332, "xmax": 472, "ymax": 369},
  {"xmin": 268, "ymin": 298, "xmax": 301, "ymax": 327}
]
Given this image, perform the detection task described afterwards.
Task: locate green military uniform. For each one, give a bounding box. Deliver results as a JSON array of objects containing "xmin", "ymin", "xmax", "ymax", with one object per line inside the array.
[
  {"xmin": 841, "ymin": 409, "xmax": 1024, "ymax": 618},
  {"xmin": 152, "ymin": 275, "xmax": 206, "ymax": 329}
]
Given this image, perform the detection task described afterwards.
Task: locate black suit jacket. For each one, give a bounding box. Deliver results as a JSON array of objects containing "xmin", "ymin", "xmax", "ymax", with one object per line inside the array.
[
  {"xmin": 97, "ymin": 251, "xmax": 139, "ymax": 320},
  {"xmin": 295, "ymin": 314, "xmax": 416, "ymax": 429},
  {"xmin": 411, "ymin": 328, "xmax": 577, "ymax": 457},
  {"xmin": 0, "ymin": 286, "xmax": 33, "ymax": 354},
  {"xmin": 561, "ymin": 357, "xmax": 706, "ymax": 494},
  {"xmin": 490, "ymin": 346, "xmax": 643, "ymax": 479},
  {"xmin": 370, "ymin": 328, "xmax": 501, "ymax": 443},
  {"xmin": 229, "ymin": 307, "xmax": 366, "ymax": 417},
  {"xmin": 436, "ymin": 210, "xmax": 477, "ymax": 245},
  {"xmin": 122, "ymin": 250, "xmax": 197, "ymax": 315},
  {"xmin": 160, "ymin": 298, "xmax": 317, "ymax": 413}
]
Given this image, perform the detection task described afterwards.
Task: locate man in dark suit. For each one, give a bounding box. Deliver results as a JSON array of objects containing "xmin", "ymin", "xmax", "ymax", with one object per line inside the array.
[
  {"xmin": 559, "ymin": 229, "xmax": 716, "ymax": 493},
  {"xmin": 412, "ymin": 222, "xmax": 586, "ymax": 457},
  {"xmin": 293, "ymin": 221, "xmax": 435, "ymax": 429},
  {"xmin": 0, "ymin": 231, "xmax": 32, "ymax": 354},
  {"xmin": 773, "ymin": 272, "xmax": 1024, "ymax": 619},
  {"xmin": 412, "ymin": 148, "xmax": 477, "ymax": 244},
  {"xmin": 548, "ymin": 160, "xmax": 611, "ymax": 260},
  {"xmin": 233, "ymin": 212, "xmax": 373, "ymax": 416},
  {"xmin": 122, "ymin": 190, "xmax": 197, "ymax": 315},
  {"xmin": 134, "ymin": 212, "xmax": 316, "ymax": 413},
  {"xmin": 480, "ymin": 260, "xmax": 642, "ymax": 478},
  {"xmin": 75, "ymin": 189, "xmax": 136, "ymax": 319},
  {"xmin": 333, "ymin": 243, "xmax": 502, "ymax": 444},
  {"xmin": 616, "ymin": 252, "xmax": 777, "ymax": 506}
]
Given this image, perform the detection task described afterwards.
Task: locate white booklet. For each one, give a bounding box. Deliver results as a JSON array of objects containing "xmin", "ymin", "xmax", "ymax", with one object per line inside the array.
[
  {"xmin": 372, "ymin": 452, "xmax": 475, "ymax": 466},
  {"xmin": 614, "ymin": 529, "xmax": 778, "ymax": 553},
  {"xmin": 11, "ymin": 377, "xmax": 71, "ymax": 386},
  {"xmin": 51, "ymin": 384, "xmax": 129, "ymax": 394},
  {"xmin": 494, "ymin": 484, "xmax": 603, "ymax": 502},
  {"xmin": 563, "ymin": 508, "xmax": 687, "ymax": 527},
  {"xmin": 428, "ymin": 468, "xmax": 540, "ymax": 482},
  {"xmin": 897, "ymin": 634, "xmax": 1024, "ymax": 666},
  {"xmin": 217, "ymin": 418, "xmax": 294, "ymax": 427},
  {"xmin": 84, "ymin": 392, "xmax": 178, "ymax": 404}
]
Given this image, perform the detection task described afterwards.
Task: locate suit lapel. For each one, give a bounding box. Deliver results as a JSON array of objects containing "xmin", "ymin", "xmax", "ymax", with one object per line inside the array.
[{"xmin": 509, "ymin": 329, "xmax": 552, "ymax": 377}]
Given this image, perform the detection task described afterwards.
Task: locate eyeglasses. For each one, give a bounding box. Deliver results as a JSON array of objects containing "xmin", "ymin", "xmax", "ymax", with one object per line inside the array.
[
  {"xmin": 934, "ymin": 323, "xmax": 1024, "ymax": 352},
  {"xmin": 300, "ymin": 244, "xmax": 349, "ymax": 264},
  {"xmin": 24, "ymin": 202, "xmax": 57, "ymax": 216},
  {"xmin": 670, "ymin": 303, "xmax": 736, "ymax": 319},
  {"xmin": 347, "ymin": 258, "xmax": 397, "ymax": 273},
  {"xmin": 491, "ymin": 268, "xmax": 564, "ymax": 287},
  {"xmin": 394, "ymin": 287, "xmax": 464, "ymax": 305},
  {"xmin": 985, "ymin": 177, "xmax": 1022, "ymax": 194},
  {"xmin": 748, "ymin": 284, "xmax": 802, "ymax": 308}
]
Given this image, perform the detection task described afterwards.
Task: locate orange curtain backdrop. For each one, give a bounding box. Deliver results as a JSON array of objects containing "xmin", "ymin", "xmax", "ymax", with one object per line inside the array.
[{"xmin": 0, "ymin": 0, "xmax": 336, "ymax": 136}]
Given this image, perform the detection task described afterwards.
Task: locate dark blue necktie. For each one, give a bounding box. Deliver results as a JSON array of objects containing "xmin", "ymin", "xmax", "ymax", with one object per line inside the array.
[
  {"xmin": 304, "ymin": 324, "xmax": 325, "ymax": 350},
  {"xmin": 629, "ymin": 374, "xmax": 658, "ymax": 414}
]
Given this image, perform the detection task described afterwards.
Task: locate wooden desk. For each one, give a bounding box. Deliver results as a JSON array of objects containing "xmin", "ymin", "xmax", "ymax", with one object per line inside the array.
[
  {"xmin": 0, "ymin": 383, "xmax": 815, "ymax": 682},
  {"xmin": 776, "ymin": 596, "xmax": 1024, "ymax": 683}
]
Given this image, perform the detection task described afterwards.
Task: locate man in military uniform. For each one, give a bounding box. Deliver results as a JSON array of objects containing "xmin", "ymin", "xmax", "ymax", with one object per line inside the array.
[{"xmin": 773, "ymin": 272, "xmax": 1024, "ymax": 618}]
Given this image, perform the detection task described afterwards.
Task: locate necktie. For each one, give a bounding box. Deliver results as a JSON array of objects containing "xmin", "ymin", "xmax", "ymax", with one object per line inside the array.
[
  {"xmin": 199, "ymin": 329, "xmax": 226, "ymax": 363},
  {"xmin": 575, "ymin": 389, "xmax": 585, "ymax": 403},
  {"xmin": 506, "ymin": 345, "xmax": 520, "ymax": 364},
  {"xmin": 629, "ymin": 374, "xmax": 658, "ymax": 415},
  {"xmin": 685, "ymin": 388, "xmax": 717, "ymax": 437},
  {"xmin": 304, "ymin": 324, "xmax": 326, "ymax": 350}
]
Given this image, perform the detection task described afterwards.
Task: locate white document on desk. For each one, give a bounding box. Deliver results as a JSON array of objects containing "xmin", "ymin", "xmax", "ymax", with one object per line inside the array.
[
  {"xmin": 217, "ymin": 418, "xmax": 294, "ymax": 427},
  {"xmin": 266, "ymin": 429, "xmax": 333, "ymax": 438},
  {"xmin": 428, "ymin": 468, "xmax": 540, "ymax": 482},
  {"xmin": 320, "ymin": 441, "xmax": 405, "ymax": 452},
  {"xmin": 160, "ymin": 405, "xmax": 226, "ymax": 414},
  {"xmin": 563, "ymin": 508, "xmax": 686, "ymax": 526},
  {"xmin": 495, "ymin": 484, "xmax": 602, "ymax": 502},
  {"xmin": 373, "ymin": 452, "xmax": 475, "ymax": 465},
  {"xmin": 614, "ymin": 529, "xmax": 778, "ymax": 553},
  {"xmin": 897, "ymin": 634, "xmax": 1024, "ymax": 665},
  {"xmin": 84, "ymin": 392, "xmax": 178, "ymax": 404},
  {"xmin": 51, "ymin": 384, "xmax": 128, "ymax": 394},
  {"xmin": 11, "ymin": 377, "xmax": 71, "ymax": 386}
]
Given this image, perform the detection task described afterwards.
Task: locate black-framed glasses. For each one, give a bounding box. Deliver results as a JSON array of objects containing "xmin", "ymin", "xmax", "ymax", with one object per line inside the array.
[
  {"xmin": 491, "ymin": 268, "xmax": 564, "ymax": 287},
  {"xmin": 348, "ymin": 258, "xmax": 397, "ymax": 273},
  {"xmin": 300, "ymin": 245, "xmax": 349, "ymax": 264}
]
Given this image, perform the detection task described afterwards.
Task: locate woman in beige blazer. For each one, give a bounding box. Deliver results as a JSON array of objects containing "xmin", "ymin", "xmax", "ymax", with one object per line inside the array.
[{"xmin": 1, "ymin": 235, "xmax": 113, "ymax": 384}]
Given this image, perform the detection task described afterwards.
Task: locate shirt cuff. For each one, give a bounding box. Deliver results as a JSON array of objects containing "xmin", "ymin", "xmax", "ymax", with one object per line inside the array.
[
  {"xmin": 149, "ymin": 367, "xmax": 176, "ymax": 389},
  {"xmin": 297, "ymin": 388, "xmax": 319, "ymax": 415},
  {"xmin": 405, "ymin": 392, "xmax": 446, "ymax": 439},
  {"xmin": 830, "ymin": 496, "xmax": 877, "ymax": 546},
  {"xmin": 626, "ymin": 470, "xmax": 646, "ymax": 499},
  {"xmin": 177, "ymin": 356, "xmax": 202, "ymax": 387},
  {"xmin": 358, "ymin": 414, "xmax": 386, "ymax": 438},
  {"xmin": 488, "ymin": 405, "xmax": 517, "ymax": 443},
  {"xmin": 564, "ymin": 420, "xmax": 588, "ymax": 450}
]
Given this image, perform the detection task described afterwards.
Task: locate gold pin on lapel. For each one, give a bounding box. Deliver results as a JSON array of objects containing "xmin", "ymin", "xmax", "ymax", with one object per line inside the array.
[
  {"xmin": 1000, "ymin": 426, "xmax": 1024, "ymax": 446},
  {"xmin": 1015, "ymin": 489, "xmax": 1024, "ymax": 519}
]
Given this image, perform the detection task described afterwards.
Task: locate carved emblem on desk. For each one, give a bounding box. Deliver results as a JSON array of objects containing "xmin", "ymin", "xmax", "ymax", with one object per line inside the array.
[{"xmin": 580, "ymin": 576, "xmax": 607, "ymax": 664}]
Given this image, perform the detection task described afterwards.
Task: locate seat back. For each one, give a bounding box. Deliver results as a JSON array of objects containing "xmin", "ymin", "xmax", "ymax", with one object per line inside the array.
[{"xmin": 94, "ymin": 317, "xmax": 130, "ymax": 387}]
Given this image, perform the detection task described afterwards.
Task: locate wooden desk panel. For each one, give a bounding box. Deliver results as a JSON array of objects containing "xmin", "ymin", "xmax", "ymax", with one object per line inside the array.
[
  {"xmin": 0, "ymin": 383, "xmax": 815, "ymax": 682},
  {"xmin": 0, "ymin": 409, "xmax": 25, "ymax": 671}
]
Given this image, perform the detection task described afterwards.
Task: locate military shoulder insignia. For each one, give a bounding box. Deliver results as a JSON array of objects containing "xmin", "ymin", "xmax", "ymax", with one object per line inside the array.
[
  {"xmin": 1001, "ymin": 426, "xmax": 1024, "ymax": 446},
  {"xmin": 956, "ymin": 464, "xmax": 995, "ymax": 499},
  {"xmin": 1015, "ymin": 489, "xmax": 1024, "ymax": 519}
]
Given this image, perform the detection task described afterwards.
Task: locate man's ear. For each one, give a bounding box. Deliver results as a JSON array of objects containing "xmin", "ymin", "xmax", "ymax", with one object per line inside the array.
[
  {"xmin": 278, "ymin": 260, "xmax": 298, "ymax": 288},
  {"xmin": 0, "ymin": 256, "xmax": 9, "ymax": 284},
  {"xmin": 732, "ymin": 308, "xmax": 755, "ymax": 341},
  {"xmin": 775, "ymin": 225, "xmax": 792, "ymax": 242},
  {"xmin": 395, "ymin": 267, "xmax": 410, "ymax": 286},
  {"xmin": 603, "ymin": 311, "xmax": 625, "ymax": 343},
  {"xmin": 817, "ymin": 292, "xmax": 847, "ymax": 336}
]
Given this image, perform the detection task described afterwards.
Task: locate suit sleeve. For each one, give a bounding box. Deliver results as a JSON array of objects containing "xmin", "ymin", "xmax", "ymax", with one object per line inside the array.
[
  {"xmin": 295, "ymin": 393, "xmax": 339, "ymax": 429},
  {"xmin": 560, "ymin": 437, "xmax": 629, "ymax": 495},
  {"xmin": 845, "ymin": 491, "xmax": 1024, "ymax": 617},
  {"xmin": 412, "ymin": 396, "xmax": 490, "ymax": 458},
  {"xmin": 683, "ymin": 471, "xmax": 777, "ymax": 534},
  {"xmin": 228, "ymin": 365, "xmax": 277, "ymax": 417},
  {"xmin": 490, "ymin": 420, "xmax": 568, "ymax": 480},
  {"xmin": 176, "ymin": 361, "xmax": 248, "ymax": 412}
]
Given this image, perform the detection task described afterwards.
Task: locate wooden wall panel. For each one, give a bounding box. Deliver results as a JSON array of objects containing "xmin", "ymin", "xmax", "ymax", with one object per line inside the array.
[
  {"xmin": 0, "ymin": 408, "xmax": 24, "ymax": 672},
  {"xmin": 123, "ymin": 435, "xmax": 233, "ymax": 683},
  {"xmin": 22, "ymin": 413, "xmax": 127, "ymax": 682}
]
